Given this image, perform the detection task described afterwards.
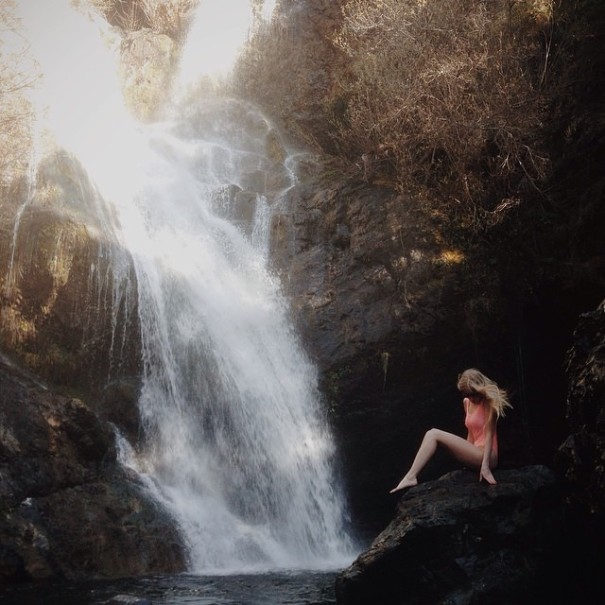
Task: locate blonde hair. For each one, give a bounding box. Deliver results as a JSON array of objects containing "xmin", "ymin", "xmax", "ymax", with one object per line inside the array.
[{"xmin": 457, "ymin": 368, "xmax": 512, "ymax": 418}]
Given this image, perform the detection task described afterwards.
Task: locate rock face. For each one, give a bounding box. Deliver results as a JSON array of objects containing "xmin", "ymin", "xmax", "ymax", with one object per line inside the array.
[
  {"xmin": 554, "ymin": 299, "xmax": 605, "ymax": 595},
  {"xmin": 335, "ymin": 466, "xmax": 563, "ymax": 605},
  {"xmin": 558, "ymin": 299, "xmax": 605, "ymax": 517},
  {"xmin": 272, "ymin": 170, "xmax": 531, "ymax": 527},
  {"xmin": 0, "ymin": 152, "xmax": 141, "ymax": 401},
  {"xmin": 0, "ymin": 357, "xmax": 185, "ymax": 582},
  {"xmin": 272, "ymin": 176, "xmax": 451, "ymax": 370}
]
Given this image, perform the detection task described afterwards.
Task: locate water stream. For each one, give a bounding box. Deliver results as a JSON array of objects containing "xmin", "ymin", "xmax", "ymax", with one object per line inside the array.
[
  {"xmin": 117, "ymin": 100, "xmax": 352, "ymax": 572},
  {"xmin": 7, "ymin": 0, "xmax": 355, "ymax": 575}
]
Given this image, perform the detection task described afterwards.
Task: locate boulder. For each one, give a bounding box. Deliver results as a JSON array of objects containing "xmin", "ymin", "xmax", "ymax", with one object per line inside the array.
[
  {"xmin": 335, "ymin": 466, "xmax": 563, "ymax": 605},
  {"xmin": 0, "ymin": 357, "xmax": 185, "ymax": 582},
  {"xmin": 271, "ymin": 172, "xmax": 527, "ymax": 527}
]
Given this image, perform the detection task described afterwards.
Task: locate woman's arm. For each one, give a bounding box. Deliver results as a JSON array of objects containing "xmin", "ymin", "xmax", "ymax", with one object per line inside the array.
[
  {"xmin": 479, "ymin": 411, "xmax": 497, "ymax": 484},
  {"xmin": 463, "ymin": 397, "xmax": 473, "ymax": 442}
]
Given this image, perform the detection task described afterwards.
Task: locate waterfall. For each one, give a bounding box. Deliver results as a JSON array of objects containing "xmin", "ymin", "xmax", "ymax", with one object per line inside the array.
[{"xmin": 9, "ymin": 0, "xmax": 354, "ymax": 572}]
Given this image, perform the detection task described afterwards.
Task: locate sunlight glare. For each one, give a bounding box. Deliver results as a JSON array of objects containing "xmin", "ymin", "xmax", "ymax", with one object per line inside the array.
[
  {"xmin": 12, "ymin": 0, "xmax": 146, "ymax": 205},
  {"xmin": 176, "ymin": 0, "xmax": 269, "ymax": 91}
]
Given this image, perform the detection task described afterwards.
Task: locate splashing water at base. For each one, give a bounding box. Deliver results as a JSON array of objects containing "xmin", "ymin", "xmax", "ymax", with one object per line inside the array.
[{"xmin": 8, "ymin": 0, "xmax": 355, "ymax": 572}]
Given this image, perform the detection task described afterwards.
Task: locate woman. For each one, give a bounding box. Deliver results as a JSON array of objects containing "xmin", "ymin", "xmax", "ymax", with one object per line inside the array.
[{"xmin": 390, "ymin": 368, "xmax": 511, "ymax": 493}]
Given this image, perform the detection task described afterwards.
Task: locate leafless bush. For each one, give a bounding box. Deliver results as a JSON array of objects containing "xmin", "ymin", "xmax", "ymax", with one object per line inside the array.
[
  {"xmin": 331, "ymin": 0, "xmax": 553, "ymax": 203},
  {"xmin": 140, "ymin": 0, "xmax": 196, "ymax": 38},
  {"xmin": 90, "ymin": 0, "xmax": 197, "ymax": 38},
  {"xmin": 234, "ymin": 2, "xmax": 348, "ymax": 153},
  {"xmin": 0, "ymin": 0, "xmax": 37, "ymax": 186}
]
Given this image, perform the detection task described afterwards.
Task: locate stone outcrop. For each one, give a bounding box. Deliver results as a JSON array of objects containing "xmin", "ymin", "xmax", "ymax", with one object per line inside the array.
[
  {"xmin": 0, "ymin": 152, "xmax": 141, "ymax": 400},
  {"xmin": 272, "ymin": 170, "xmax": 529, "ymax": 527},
  {"xmin": 553, "ymin": 299, "xmax": 605, "ymax": 595},
  {"xmin": 334, "ymin": 295, "xmax": 605, "ymax": 605},
  {"xmin": 0, "ymin": 356, "xmax": 185, "ymax": 582},
  {"xmin": 336, "ymin": 466, "xmax": 563, "ymax": 605},
  {"xmin": 557, "ymin": 299, "xmax": 605, "ymax": 517}
]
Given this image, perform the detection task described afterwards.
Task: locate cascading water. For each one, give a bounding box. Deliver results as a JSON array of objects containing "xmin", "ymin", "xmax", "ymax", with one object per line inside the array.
[
  {"xmin": 9, "ymin": 0, "xmax": 354, "ymax": 572},
  {"xmin": 122, "ymin": 104, "xmax": 353, "ymax": 572}
]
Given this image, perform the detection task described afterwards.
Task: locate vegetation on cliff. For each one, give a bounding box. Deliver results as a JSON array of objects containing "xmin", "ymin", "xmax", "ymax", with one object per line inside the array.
[
  {"xmin": 236, "ymin": 0, "xmax": 605, "ymax": 532},
  {"xmin": 89, "ymin": 0, "xmax": 196, "ymax": 38},
  {"xmin": 0, "ymin": 0, "xmax": 36, "ymax": 188},
  {"xmin": 333, "ymin": 0, "xmax": 551, "ymax": 205},
  {"xmin": 237, "ymin": 0, "xmax": 603, "ymax": 277}
]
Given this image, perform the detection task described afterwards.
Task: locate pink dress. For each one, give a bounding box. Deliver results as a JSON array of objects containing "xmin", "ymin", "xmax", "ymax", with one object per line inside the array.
[{"xmin": 464, "ymin": 400, "xmax": 498, "ymax": 456}]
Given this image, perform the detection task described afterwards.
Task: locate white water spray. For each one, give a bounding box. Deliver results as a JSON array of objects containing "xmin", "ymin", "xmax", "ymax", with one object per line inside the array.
[{"xmin": 7, "ymin": 0, "xmax": 354, "ymax": 571}]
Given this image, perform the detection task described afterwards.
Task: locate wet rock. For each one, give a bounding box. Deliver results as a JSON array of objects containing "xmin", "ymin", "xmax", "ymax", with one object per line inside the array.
[
  {"xmin": 0, "ymin": 364, "xmax": 115, "ymax": 508},
  {"xmin": 0, "ymin": 357, "xmax": 185, "ymax": 583},
  {"xmin": 99, "ymin": 378, "xmax": 142, "ymax": 445},
  {"xmin": 335, "ymin": 466, "xmax": 563, "ymax": 605}
]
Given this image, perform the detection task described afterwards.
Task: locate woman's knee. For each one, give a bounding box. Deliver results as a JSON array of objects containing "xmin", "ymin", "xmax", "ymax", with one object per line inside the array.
[
  {"xmin": 425, "ymin": 428, "xmax": 460, "ymax": 450},
  {"xmin": 424, "ymin": 428, "xmax": 442, "ymax": 442},
  {"xmin": 426, "ymin": 428, "xmax": 444, "ymax": 439}
]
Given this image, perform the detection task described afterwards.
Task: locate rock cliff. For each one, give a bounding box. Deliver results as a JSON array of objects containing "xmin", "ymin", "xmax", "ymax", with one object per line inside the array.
[
  {"xmin": 335, "ymin": 296, "xmax": 605, "ymax": 603},
  {"xmin": 335, "ymin": 466, "xmax": 564, "ymax": 605},
  {"xmin": 269, "ymin": 169, "xmax": 522, "ymax": 526},
  {"xmin": 0, "ymin": 152, "xmax": 141, "ymax": 400},
  {"xmin": 0, "ymin": 355, "xmax": 185, "ymax": 582}
]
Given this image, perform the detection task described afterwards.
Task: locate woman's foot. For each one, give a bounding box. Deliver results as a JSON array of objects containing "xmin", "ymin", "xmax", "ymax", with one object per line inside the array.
[{"xmin": 389, "ymin": 476, "xmax": 418, "ymax": 493}]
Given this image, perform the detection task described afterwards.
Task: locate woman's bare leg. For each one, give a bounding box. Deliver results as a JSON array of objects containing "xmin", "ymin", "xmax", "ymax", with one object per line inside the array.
[{"xmin": 390, "ymin": 428, "xmax": 490, "ymax": 493}]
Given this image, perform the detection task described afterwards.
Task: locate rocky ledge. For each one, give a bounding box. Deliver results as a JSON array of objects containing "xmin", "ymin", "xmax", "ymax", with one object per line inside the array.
[
  {"xmin": 335, "ymin": 465, "xmax": 564, "ymax": 605},
  {"xmin": 0, "ymin": 356, "xmax": 185, "ymax": 583}
]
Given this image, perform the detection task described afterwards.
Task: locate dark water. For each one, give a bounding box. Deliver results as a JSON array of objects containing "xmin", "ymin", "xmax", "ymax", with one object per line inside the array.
[{"xmin": 0, "ymin": 571, "xmax": 339, "ymax": 605}]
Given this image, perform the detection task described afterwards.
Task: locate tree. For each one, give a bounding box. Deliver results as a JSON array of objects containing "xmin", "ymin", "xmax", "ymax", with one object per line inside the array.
[
  {"xmin": 331, "ymin": 0, "xmax": 552, "ymax": 208},
  {"xmin": 0, "ymin": 0, "xmax": 37, "ymax": 187},
  {"xmin": 89, "ymin": 0, "xmax": 197, "ymax": 38}
]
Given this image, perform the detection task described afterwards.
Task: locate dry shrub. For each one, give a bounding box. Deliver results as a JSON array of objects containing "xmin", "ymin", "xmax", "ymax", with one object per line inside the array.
[
  {"xmin": 234, "ymin": 0, "xmax": 348, "ymax": 153},
  {"xmin": 0, "ymin": 0, "xmax": 36, "ymax": 187},
  {"xmin": 332, "ymin": 0, "xmax": 553, "ymax": 204},
  {"xmin": 90, "ymin": 0, "xmax": 197, "ymax": 38},
  {"xmin": 140, "ymin": 0, "xmax": 196, "ymax": 38},
  {"xmin": 89, "ymin": 0, "xmax": 147, "ymax": 30}
]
